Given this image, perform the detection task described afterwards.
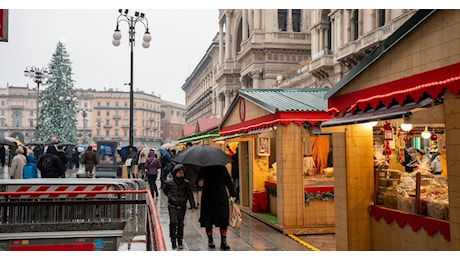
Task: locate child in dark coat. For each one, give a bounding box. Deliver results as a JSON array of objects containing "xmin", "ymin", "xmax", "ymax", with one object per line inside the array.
[{"xmin": 162, "ymin": 164, "xmax": 196, "ymax": 250}]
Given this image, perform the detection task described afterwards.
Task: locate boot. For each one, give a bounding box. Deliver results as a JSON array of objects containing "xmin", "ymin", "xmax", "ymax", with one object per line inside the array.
[
  {"xmin": 171, "ymin": 238, "xmax": 177, "ymax": 249},
  {"xmin": 207, "ymin": 234, "xmax": 216, "ymax": 248},
  {"xmin": 220, "ymin": 236, "xmax": 231, "ymax": 251},
  {"xmin": 178, "ymin": 239, "xmax": 184, "ymax": 249}
]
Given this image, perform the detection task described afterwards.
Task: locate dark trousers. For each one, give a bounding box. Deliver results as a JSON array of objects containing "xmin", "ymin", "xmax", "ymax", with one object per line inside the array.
[
  {"xmin": 168, "ymin": 204, "xmax": 186, "ymax": 239},
  {"xmin": 160, "ymin": 169, "xmax": 168, "ymax": 189},
  {"xmin": 147, "ymin": 174, "xmax": 159, "ymax": 196}
]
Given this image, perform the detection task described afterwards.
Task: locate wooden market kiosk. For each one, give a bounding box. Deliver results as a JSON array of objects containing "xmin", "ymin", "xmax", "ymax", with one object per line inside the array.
[
  {"xmin": 177, "ymin": 118, "xmax": 221, "ymax": 147},
  {"xmin": 321, "ymin": 10, "xmax": 460, "ymax": 250},
  {"xmin": 218, "ymin": 88, "xmax": 333, "ymax": 234}
]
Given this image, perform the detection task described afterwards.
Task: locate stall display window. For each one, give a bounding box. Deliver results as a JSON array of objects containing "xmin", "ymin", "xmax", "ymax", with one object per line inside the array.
[
  {"xmin": 302, "ymin": 135, "xmax": 334, "ymax": 187},
  {"xmin": 374, "ymin": 123, "xmax": 448, "ymax": 221}
]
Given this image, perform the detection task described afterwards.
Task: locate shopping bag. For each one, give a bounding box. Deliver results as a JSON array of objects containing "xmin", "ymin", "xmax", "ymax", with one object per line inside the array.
[
  {"xmin": 229, "ymin": 200, "xmax": 242, "ymax": 228},
  {"xmin": 125, "ymin": 158, "xmax": 132, "ymax": 166}
]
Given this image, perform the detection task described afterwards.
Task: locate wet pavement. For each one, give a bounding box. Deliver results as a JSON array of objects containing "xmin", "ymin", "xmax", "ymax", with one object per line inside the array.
[{"xmin": 1, "ymin": 165, "xmax": 336, "ymax": 251}]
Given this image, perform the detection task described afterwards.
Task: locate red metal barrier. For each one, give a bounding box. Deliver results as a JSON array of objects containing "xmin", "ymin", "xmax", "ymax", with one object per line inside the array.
[{"xmin": 0, "ymin": 190, "xmax": 166, "ymax": 251}]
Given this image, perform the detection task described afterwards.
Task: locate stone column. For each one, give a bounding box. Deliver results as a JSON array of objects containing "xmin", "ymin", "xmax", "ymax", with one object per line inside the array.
[
  {"xmin": 219, "ymin": 20, "xmax": 224, "ymax": 65},
  {"xmin": 224, "ymin": 89, "xmax": 233, "ymax": 113},
  {"xmin": 345, "ymin": 9, "xmax": 351, "ymax": 43},
  {"xmin": 252, "ymin": 69, "xmax": 262, "ymax": 89},
  {"xmin": 243, "ymin": 9, "xmax": 248, "ymax": 41},
  {"xmin": 371, "ymin": 9, "xmax": 377, "ymax": 30},
  {"xmin": 311, "ymin": 29, "xmax": 317, "ymax": 54},
  {"xmin": 212, "ymin": 91, "xmax": 217, "ymax": 117},
  {"xmin": 319, "ymin": 28, "xmax": 324, "ymax": 51},
  {"xmin": 225, "ymin": 12, "xmax": 231, "ymax": 60},
  {"xmin": 217, "ymin": 93, "xmax": 224, "ymax": 118},
  {"xmin": 386, "ymin": 9, "xmax": 392, "ymax": 23},
  {"xmin": 240, "ymin": 76, "xmax": 247, "ymax": 89},
  {"xmin": 254, "ymin": 9, "xmax": 261, "ymax": 30},
  {"xmin": 287, "ymin": 9, "xmax": 293, "ymax": 32}
]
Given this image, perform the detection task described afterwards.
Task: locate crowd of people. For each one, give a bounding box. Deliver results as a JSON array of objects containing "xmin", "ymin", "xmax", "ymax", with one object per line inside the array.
[{"xmin": 0, "ymin": 143, "xmax": 97, "ymax": 179}]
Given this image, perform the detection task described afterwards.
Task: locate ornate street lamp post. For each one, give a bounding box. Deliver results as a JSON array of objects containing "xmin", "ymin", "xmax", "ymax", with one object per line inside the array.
[
  {"xmin": 112, "ymin": 9, "xmax": 151, "ymax": 147},
  {"xmin": 24, "ymin": 66, "xmax": 52, "ymax": 140}
]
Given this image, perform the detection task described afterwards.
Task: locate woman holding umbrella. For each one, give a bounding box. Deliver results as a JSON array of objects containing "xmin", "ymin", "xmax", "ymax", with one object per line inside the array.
[
  {"xmin": 197, "ymin": 165, "xmax": 237, "ymax": 250},
  {"xmin": 172, "ymin": 145, "xmax": 236, "ymax": 250}
]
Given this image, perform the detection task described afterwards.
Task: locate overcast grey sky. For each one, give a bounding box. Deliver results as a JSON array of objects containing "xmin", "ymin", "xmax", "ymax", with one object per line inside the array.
[
  {"xmin": 0, "ymin": 8, "xmax": 219, "ymax": 105},
  {"xmin": 1, "ymin": 1, "xmax": 448, "ymax": 106}
]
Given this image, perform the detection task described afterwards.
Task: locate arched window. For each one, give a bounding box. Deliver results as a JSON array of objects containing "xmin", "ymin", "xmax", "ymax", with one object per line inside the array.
[
  {"xmin": 236, "ymin": 19, "xmax": 242, "ymax": 53},
  {"xmin": 278, "ymin": 9, "xmax": 287, "ymax": 31},
  {"xmin": 353, "ymin": 9, "xmax": 359, "ymax": 40},
  {"xmin": 292, "ymin": 9, "xmax": 301, "ymax": 32},
  {"xmin": 12, "ymin": 111, "xmax": 22, "ymax": 127},
  {"xmin": 378, "ymin": 9, "xmax": 386, "ymax": 27}
]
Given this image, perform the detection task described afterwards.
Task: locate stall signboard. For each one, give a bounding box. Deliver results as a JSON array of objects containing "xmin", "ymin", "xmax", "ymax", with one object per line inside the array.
[
  {"xmin": 0, "ymin": 9, "xmax": 8, "ymax": 42},
  {"xmin": 257, "ymin": 137, "xmax": 270, "ymax": 156}
]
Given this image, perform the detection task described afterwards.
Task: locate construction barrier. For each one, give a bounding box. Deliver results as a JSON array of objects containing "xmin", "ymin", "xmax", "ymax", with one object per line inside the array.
[{"xmin": 0, "ymin": 179, "xmax": 165, "ymax": 251}]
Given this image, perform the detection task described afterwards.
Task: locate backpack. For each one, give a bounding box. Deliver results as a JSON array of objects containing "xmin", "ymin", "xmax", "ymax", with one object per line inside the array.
[{"xmin": 40, "ymin": 155, "xmax": 54, "ymax": 173}]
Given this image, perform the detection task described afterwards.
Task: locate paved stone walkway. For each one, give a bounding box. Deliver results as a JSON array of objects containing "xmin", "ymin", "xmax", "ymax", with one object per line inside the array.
[{"xmin": 1, "ymin": 166, "xmax": 336, "ymax": 251}]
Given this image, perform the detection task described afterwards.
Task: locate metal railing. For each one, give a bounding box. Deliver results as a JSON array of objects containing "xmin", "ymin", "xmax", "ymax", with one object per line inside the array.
[{"xmin": 0, "ymin": 189, "xmax": 166, "ymax": 251}]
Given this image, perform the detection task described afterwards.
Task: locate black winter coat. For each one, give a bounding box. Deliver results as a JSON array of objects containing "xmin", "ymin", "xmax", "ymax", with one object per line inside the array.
[
  {"xmin": 163, "ymin": 177, "xmax": 195, "ymax": 208},
  {"xmin": 198, "ymin": 165, "xmax": 236, "ymax": 228},
  {"xmin": 37, "ymin": 146, "xmax": 65, "ymax": 178}
]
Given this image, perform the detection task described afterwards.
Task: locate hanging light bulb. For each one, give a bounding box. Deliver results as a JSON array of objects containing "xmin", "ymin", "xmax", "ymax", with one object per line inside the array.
[
  {"xmin": 400, "ymin": 123, "xmax": 413, "ymax": 132},
  {"xmin": 421, "ymin": 126, "xmax": 432, "ymax": 139}
]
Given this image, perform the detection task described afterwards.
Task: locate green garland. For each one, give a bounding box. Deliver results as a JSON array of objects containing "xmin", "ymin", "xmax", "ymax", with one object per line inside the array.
[
  {"xmin": 304, "ymin": 191, "xmax": 334, "ymax": 206},
  {"xmin": 265, "ymin": 186, "xmax": 334, "ymax": 206},
  {"xmin": 265, "ymin": 185, "xmax": 277, "ymax": 198}
]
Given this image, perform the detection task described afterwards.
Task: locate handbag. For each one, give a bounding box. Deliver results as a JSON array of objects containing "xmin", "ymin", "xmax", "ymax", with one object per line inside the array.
[
  {"xmin": 229, "ymin": 200, "xmax": 242, "ymax": 228},
  {"xmin": 125, "ymin": 158, "xmax": 132, "ymax": 166}
]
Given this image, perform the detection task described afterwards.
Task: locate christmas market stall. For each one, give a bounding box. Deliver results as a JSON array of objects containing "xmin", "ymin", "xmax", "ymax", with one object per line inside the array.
[
  {"xmin": 217, "ymin": 88, "xmax": 332, "ymax": 234},
  {"xmin": 177, "ymin": 118, "xmax": 221, "ymax": 148},
  {"xmin": 321, "ymin": 9, "xmax": 460, "ymax": 250}
]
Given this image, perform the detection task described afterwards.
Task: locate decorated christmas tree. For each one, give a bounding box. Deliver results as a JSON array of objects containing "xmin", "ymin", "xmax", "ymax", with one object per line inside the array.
[{"xmin": 38, "ymin": 41, "xmax": 77, "ymax": 144}]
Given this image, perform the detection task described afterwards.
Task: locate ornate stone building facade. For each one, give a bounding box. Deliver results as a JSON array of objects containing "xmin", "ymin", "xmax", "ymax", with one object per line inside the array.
[
  {"xmin": 182, "ymin": 9, "xmax": 417, "ymax": 124},
  {"xmin": 0, "ymin": 84, "xmax": 178, "ymax": 147},
  {"xmin": 160, "ymin": 100, "xmax": 186, "ymax": 143}
]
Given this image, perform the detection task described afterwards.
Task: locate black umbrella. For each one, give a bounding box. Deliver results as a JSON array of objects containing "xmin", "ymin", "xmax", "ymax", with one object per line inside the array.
[
  {"xmin": 24, "ymin": 141, "xmax": 45, "ymax": 146},
  {"xmin": 0, "ymin": 137, "xmax": 16, "ymax": 146},
  {"xmin": 172, "ymin": 145, "xmax": 233, "ymax": 167}
]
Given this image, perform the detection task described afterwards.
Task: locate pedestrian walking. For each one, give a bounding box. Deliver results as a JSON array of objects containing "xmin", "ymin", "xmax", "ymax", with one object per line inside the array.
[
  {"xmin": 82, "ymin": 146, "xmax": 98, "ymax": 178},
  {"xmin": 8, "ymin": 145, "xmax": 16, "ymax": 167},
  {"xmin": 23, "ymin": 154, "xmax": 38, "ymax": 179},
  {"xmin": 197, "ymin": 164, "xmax": 237, "ymax": 250},
  {"xmin": 163, "ymin": 164, "xmax": 196, "ymax": 250},
  {"xmin": 137, "ymin": 150, "xmax": 147, "ymax": 179},
  {"xmin": 0, "ymin": 145, "xmax": 5, "ymax": 167},
  {"xmin": 10, "ymin": 147, "xmax": 27, "ymax": 179},
  {"xmin": 56, "ymin": 145, "xmax": 68, "ymax": 178},
  {"xmin": 183, "ymin": 164, "xmax": 201, "ymax": 209},
  {"xmin": 37, "ymin": 145, "xmax": 64, "ymax": 178},
  {"xmin": 145, "ymin": 150, "xmax": 162, "ymax": 198},
  {"xmin": 33, "ymin": 144, "xmax": 44, "ymax": 163},
  {"xmin": 65, "ymin": 145, "xmax": 73, "ymax": 169},
  {"xmin": 72, "ymin": 147, "xmax": 80, "ymax": 169},
  {"xmin": 125, "ymin": 147, "xmax": 138, "ymax": 178},
  {"xmin": 160, "ymin": 151, "xmax": 172, "ymax": 189}
]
